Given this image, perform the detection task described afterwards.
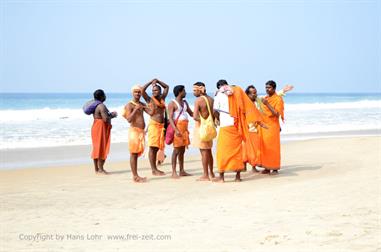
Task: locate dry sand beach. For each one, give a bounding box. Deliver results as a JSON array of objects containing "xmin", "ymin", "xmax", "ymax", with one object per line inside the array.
[{"xmin": 0, "ymin": 136, "xmax": 380, "ymax": 252}]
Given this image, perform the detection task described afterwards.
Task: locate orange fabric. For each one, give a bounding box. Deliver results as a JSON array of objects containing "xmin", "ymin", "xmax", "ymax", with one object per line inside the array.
[
  {"xmin": 228, "ymin": 86, "xmax": 263, "ymax": 167},
  {"xmin": 147, "ymin": 119, "xmax": 165, "ymax": 150},
  {"xmin": 216, "ymin": 126, "xmax": 244, "ymax": 172},
  {"xmin": 151, "ymin": 97, "xmax": 166, "ymax": 108},
  {"xmin": 259, "ymin": 94, "xmax": 284, "ymax": 170},
  {"xmin": 128, "ymin": 127, "xmax": 145, "ymax": 156},
  {"xmin": 242, "ymin": 131, "xmax": 261, "ymax": 166},
  {"xmin": 173, "ymin": 120, "xmax": 190, "ymax": 148},
  {"xmin": 192, "ymin": 121, "xmax": 213, "ymax": 149},
  {"xmin": 91, "ymin": 119, "xmax": 112, "ymax": 160}
]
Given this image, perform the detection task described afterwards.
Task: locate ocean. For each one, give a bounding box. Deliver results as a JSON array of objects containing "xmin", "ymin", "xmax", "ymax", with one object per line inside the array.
[{"xmin": 1, "ymin": 92, "xmax": 380, "ymax": 150}]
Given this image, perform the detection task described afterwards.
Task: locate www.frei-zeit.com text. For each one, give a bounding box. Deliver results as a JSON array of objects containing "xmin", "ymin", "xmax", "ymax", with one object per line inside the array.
[{"xmin": 18, "ymin": 233, "xmax": 172, "ymax": 242}]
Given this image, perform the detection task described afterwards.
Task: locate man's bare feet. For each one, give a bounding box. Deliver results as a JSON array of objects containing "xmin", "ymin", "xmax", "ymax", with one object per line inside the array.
[
  {"xmin": 179, "ymin": 171, "xmax": 192, "ymax": 176},
  {"xmin": 171, "ymin": 173, "xmax": 180, "ymax": 179},
  {"xmin": 196, "ymin": 176, "xmax": 210, "ymax": 181},
  {"xmin": 212, "ymin": 177, "xmax": 224, "ymax": 183},
  {"xmin": 97, "ymin": 169, "xmax": 109, "ymax": 175},
  {"xmin": 209, "ymin": 171, "xmax": 215, "ymax": 178},
  {"xmin": 261, "ymin": 169, "xmax": 270, "ymax": 174},
  {"xmin": 270, "ymin": 170, "xmax": 279, "ymax": 175},
  {"xmin": 152, "ymin": 169, "xmax": 165, "ymax": 176},
  {"xmin": 133, "ymin": 176, "xmax": 147, "ymax": 183}
]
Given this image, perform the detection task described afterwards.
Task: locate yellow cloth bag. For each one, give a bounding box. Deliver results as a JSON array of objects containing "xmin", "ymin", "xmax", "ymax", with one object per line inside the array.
[{"xmin": 199, "ymin": 96, "xmax": 217, "ymax": 142}]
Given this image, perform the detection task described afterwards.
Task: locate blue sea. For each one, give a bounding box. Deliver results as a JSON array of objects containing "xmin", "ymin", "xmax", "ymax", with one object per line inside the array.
[{"xmin": 1, "ymin": 92, "xmax": 380, "ymax": 150}]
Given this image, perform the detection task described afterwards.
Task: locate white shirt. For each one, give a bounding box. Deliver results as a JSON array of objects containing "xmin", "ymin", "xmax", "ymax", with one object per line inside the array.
[
  {"xmin": 172, "ymin": 99, "xmax": 188, "ymax": 121},
  {"xmin": 214, "ymin": 92, "xmax": 235, "ymax": 127}
]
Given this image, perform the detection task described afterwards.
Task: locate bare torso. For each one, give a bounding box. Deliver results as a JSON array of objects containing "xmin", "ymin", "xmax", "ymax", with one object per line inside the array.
[
  {"xmin": 125, "ymin": 102, "xmax": 146, "ymax": 129},
  {"xmin": 150, "ymin": 100, "xmax": 165, "ymax": 124}
]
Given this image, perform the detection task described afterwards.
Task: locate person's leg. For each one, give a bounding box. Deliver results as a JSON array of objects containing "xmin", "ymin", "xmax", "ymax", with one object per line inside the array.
[
  {"xmin": 213, "ymin": 172, "xmax": 224, "ymax": 183},
  {"xmin": 93, "ymin": 159, "xmax": 99, "ymax": 173},
  {"xmin": 197, "ymin": 149, "xmax": 210, "ymax": 181},
  {"xmin": 97, "ymin": 159, "xmax": 109, "ymax": 175},
  {"xmin": 130, "ymin": 153, "xmax": 146, "ymax": 182},
  {"xmin": 149, "ymin": 146, "xmax": 165, "ymax": 176},
  {"xmin": 235, "ymin": 171, "xmax": 242, "ymax": 182},
  {"xmin": 179, "ymin": 146, "xmax": 191, "ymax": 176},
  {"xmin": 207, "ymin": 149, "xmax": 215, "ymax": 178},
  {"xmin": 171, "ymin": 148, "xmax": 180, "ymax": 179}
]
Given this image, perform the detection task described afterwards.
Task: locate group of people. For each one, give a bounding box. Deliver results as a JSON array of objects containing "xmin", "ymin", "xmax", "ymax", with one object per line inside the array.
[{"xmin": 89, "ymin": 79, "xmax": 292, "ymax": 183}]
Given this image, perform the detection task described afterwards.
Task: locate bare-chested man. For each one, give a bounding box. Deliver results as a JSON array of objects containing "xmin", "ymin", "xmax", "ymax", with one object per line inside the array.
[
  {"xmin": 141, "ymin": 78, "xmax": 169, "ymax": 176},
  {"xmin": 192, "ymin": 82, "xmax": 215, "ymax": 181},
  {"xmin": 91, "ymin": 89, "xmax": 117, "ymax": 175},
  {"xmin": 167, "ymin": 85, "xmax": 193, "ymax": 178},
  {"xmin": 123, "ymin": 85, "xmax": 153, "ymax": 183}
]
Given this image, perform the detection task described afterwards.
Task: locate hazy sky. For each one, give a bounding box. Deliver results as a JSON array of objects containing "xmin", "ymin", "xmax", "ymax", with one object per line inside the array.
[{"xmin": 1, "ymin": 0, "xmax": 380, "ymax": 93}]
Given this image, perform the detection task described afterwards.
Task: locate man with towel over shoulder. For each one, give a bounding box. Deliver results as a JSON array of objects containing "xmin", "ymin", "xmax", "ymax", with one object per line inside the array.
[
  {"xmin": 123, "ymin": 85, "xmax": 153, "ymax": 183},
  {"xmin": 213, "ymin": 80, "xmax": 263, "ymax": 182}
]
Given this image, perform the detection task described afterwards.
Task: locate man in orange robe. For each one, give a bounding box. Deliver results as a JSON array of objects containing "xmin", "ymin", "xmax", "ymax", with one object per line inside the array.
[
  {"xmin": 91, "ymin": 89, "xmax": 117, "ymax": 175},
  {"xmin": 259, "ymin": 80, "xmax": 284, "ymax": 175},
  {"xmin": 142, "ymin": 78, "xmax": 169, "ymax": 176},
  {"xmin": 244, "ymin": 84, "xmax": 293, "ymax": 172},
  {"xmin": 213, "ymin": 80, "xmax": 262, "ymax": 182}
]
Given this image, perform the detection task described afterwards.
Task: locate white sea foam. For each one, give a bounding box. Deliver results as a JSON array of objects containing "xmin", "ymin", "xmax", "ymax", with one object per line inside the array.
[
  {"xmin": 286, "ymin": 100, "xmax": 381, "ymax": 111},
  {"xmin": 1, "ymin": 100, "xmax": 380, "ymax": 149}
]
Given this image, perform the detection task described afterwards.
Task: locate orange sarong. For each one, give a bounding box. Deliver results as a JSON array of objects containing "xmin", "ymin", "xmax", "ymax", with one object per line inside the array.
[
  {"xmin": 192, "ymin": 121, "xmax": 213, "ymax": 150},
  {"xmin": 242, "ymin": 131, "xmax": 261, "ymax": 166},
  {"xmin": 147, "ymin": 119, "xmax": 165, "ymax": 150},
  {"xmin": 173, "ymin": 120, "xmax": 190, "ymax": 148},
  {"xmin": 258, "ymin": 94, "xmax": 284, "ymax": 170},
  {"xmin": 128, "ymin": 127, "xmax": 145, "ymax": 156},
  {"xmin": 228, "ymin": 86, "xmax": 263, "ymax": 167},
  {"xmin": 91, "ymin": 119, "xmax": 112, "ymax": 160},
  {"xmin": 217, "ymin": 125, "xmax": 244, "ymax": 172}
]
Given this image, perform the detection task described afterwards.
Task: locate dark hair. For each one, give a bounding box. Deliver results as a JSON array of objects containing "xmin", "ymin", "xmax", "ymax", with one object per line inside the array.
[
  {"xmin": 216, "ymin": 79, "xmax": 228, "ymax": 89},
  {"xmin": 173, "ymin": 85, "xmax": 185, "ymax": 97},
  {"xmin": 266, "ymin": 80, "xmax": 277, "ymax": 89},
  {"xmin": 245, "ymin": 85, "xmax": 256, "ymax": 94},
  {"xmin": 93, "ymin": 89, "xmax": 105, "ymax": 101},
  {"xmin": 153, "ymin": 85, "xmax": 162, "ymax": 92},
  {"xmin": 194, "ymin": 82, "xmax": 205, "ymax": 87}
]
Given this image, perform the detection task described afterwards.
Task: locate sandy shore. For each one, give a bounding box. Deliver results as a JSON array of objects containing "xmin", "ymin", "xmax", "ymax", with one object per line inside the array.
[{"xmin": 0, "ymin": 136, "xmax": 380, "ymax": 252}]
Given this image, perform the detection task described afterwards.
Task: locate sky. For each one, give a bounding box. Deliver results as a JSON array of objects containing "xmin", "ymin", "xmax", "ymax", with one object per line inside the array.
[{"xmin": 0, "ymin": 0, "xmax": 380, "ymax": 93}]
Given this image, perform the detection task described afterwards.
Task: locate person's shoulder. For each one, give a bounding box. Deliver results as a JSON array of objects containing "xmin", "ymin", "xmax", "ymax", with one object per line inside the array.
[{"xmin": 96, "ymin": 103, "xmax": 106, "ymax": 110}]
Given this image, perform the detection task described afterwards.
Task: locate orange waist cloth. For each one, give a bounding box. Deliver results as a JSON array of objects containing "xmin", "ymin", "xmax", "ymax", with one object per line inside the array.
[
  {"xmin": 128, "ymin": 127, "xmax": 145, "ymax": 156},
  {"xmin": 217, "ymin": 126, "xmax": 244, "ymax": 172},
  {"xmin": 147, "ymin": 119, "xmax": 165, "ymax": 150},
  {"xmin": 258, "ymin": 120, "xmax": 281, "ymax": 170},
  {"xmin": 242, "ymin": 131, "xmax": 261, "ymax": 166},
  {"xmin": 91, "ymin": 119, "xmax": 112, "ymax": 160},
  {"xmin": 173, "ymin": 120, "xmax": 190, "ymax": 148},
  {"xmin": 192, "ymin": 121, "xmax": 213, "ymax": 149}
]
